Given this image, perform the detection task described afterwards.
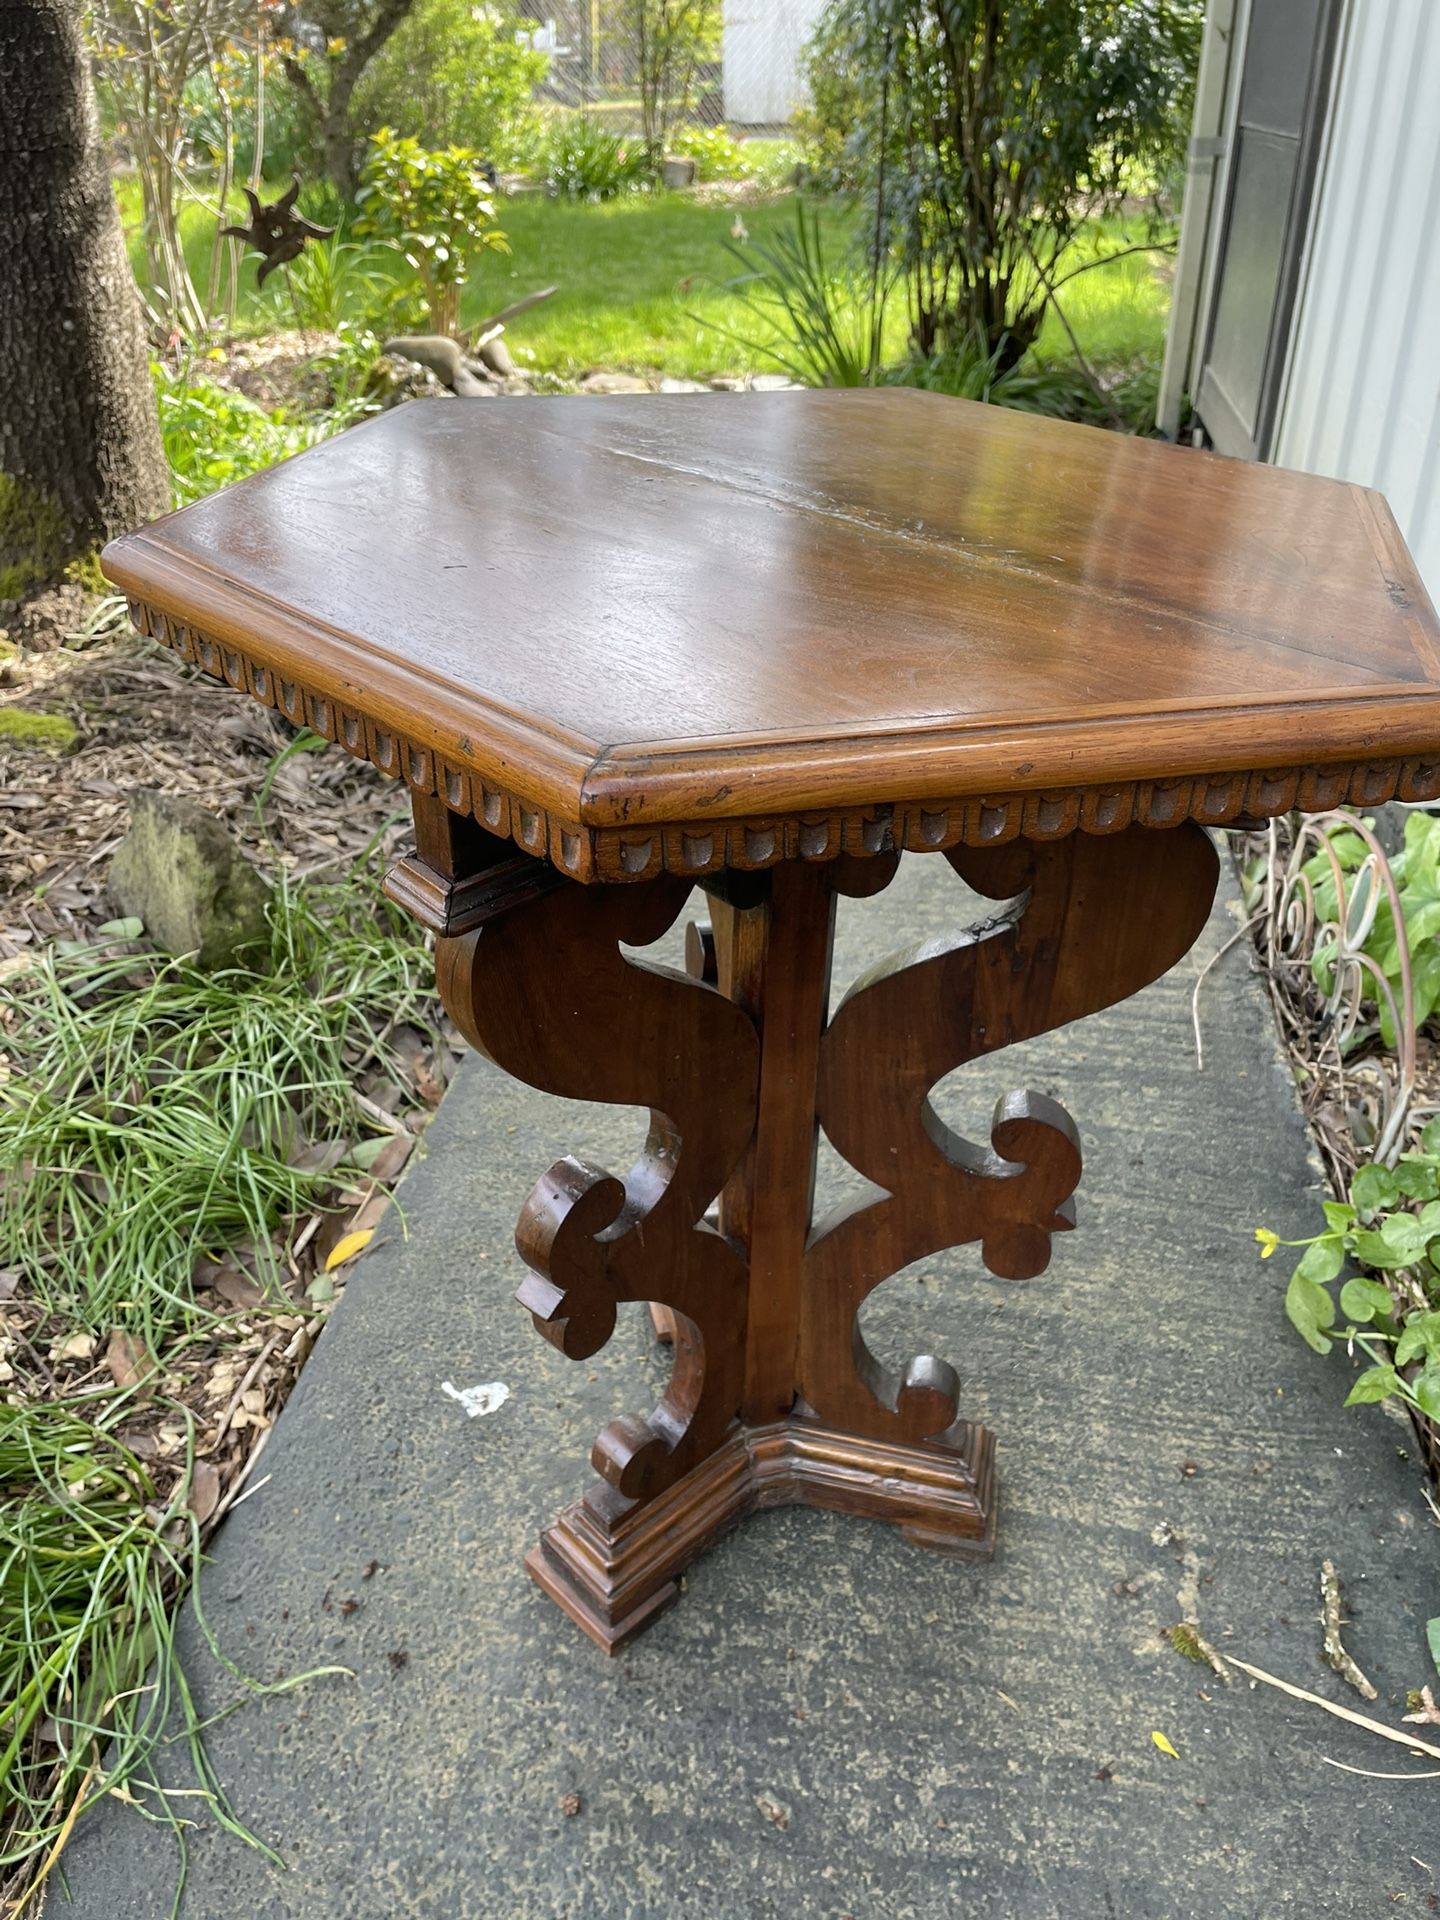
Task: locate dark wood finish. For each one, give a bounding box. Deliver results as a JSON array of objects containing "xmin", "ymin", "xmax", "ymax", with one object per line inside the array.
[
  {"xmin": 436, "ymin": 880, "xmax": 757, "ymax": 1522},
  {"xmin": 803, "ymin": 826, "xmax": 1219, "ymax": 1446},
  {"xmin": 105, "ymin": 394, "xmax": 1440, "ymax": 883},
  {"xmin": 384, "ymin": 791, "xmax": 567, "ymax": 936},
  {"xmin": 96, "ymin": 393, "xmax": 1440, "ymax": 1651},
  {"xmin": 432, "ymin": 824, "xmax": 1218, "ymax": 1651},
  {"xmin": 720, "ymin": 864, "xmax": 836, "ymax": 1425}
]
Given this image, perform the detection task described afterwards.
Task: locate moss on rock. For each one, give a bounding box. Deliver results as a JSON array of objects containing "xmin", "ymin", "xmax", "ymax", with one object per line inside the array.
[
  {"xmin": 0, "ymin": 709, "xmax": 79, "ymax": 749},
  {"xmin": 109, "ymin": 789, "xmax": 270, "ymax": 969}
]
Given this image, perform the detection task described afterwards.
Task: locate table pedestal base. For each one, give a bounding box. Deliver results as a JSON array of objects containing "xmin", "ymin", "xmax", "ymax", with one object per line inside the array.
[
  {"xmin": 425, "ymin": 815, "xmax": 1219, "ymax": 1652},
  {"xmin": 528, "ymin": 1414, "xmax": 997, "ymax": 1652}
]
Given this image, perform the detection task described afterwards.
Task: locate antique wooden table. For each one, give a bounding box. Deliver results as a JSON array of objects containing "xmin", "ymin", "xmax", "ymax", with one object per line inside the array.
[{"xmin": 103, "ymin": 391, "xmax": 1440, "ymax": 1652}]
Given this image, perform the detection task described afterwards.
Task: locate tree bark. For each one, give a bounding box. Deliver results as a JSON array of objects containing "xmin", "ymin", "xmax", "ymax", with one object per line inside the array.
[
  {"xmin": 0, "ymin": 0, "xmax": 169, "ymax": 594},
  {"xmin": 277, "ymin": 0, "xmax": 417, "ymax": 201}
]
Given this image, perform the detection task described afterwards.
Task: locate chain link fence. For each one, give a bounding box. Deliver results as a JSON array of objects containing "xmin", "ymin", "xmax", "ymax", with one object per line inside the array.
[{"xmin": 527, "ymin": 1, "xmax": 825, "ymax": 133}]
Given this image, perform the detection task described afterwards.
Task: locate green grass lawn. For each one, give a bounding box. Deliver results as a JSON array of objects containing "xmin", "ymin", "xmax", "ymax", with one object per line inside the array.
[
  {"xmin": 117, "ymin": 172, "xmax": 1172, "ymax": 383},
  {"xmin": 1033, "ymin": 222, "xmax": 1174, "ymax": 370},
  {"xmin": 468, "ymin": 191, "xmax": 862, "ymax": 377}
]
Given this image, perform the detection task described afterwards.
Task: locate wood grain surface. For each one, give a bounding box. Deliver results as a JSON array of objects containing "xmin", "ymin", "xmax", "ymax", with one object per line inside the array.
[{"xmin": 104, "ymin": 392, "xmax": 1440, "ymax": 884}]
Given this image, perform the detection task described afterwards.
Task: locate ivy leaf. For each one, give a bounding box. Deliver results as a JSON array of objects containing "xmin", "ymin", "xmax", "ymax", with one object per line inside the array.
[
  {"xmin": 1295, "ymin": 1238, "xmax": 1344, "ymax": 1285},
  {"xmin": 1423, "ymin": 1117, "xmax": 1440, "ymax": 1157},
  {"xmin": 1381, "ymin": 1213, "xmax": 1434, "ymax": 1261},
  {"xmin": 1396, "ymin": 1312, "xmax": 1440, "ymax": 1367},
  {"xmin": 1344, "ymin": 1365, "xmax": 1400, "ymax": 1405},
  {"xmin": 1412, "ymin": 1366, "xmax": 1440, "ymax": 1422},
  {"xmin": 1339, "ymin": 1277, "xmax": 1393, "ymax": 1325},
  {"xmin": 1396, "ymin": 1157, "xmax": 1440, "ymax": 1202},
  {"xmin": 1286, "ymin": 1271, "xmax": 1335, "ymax": 1354},
  {"xmin": 1351, "ymin": 1164, "xmax": 1400, "ymax": 1215},
  {"xmin": 1349, "ymin": 1230, "xmax": 1415, "ymax": 1271}
]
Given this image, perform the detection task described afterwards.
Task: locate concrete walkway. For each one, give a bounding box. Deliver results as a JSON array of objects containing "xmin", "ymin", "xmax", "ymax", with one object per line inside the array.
[{"xmin": 62, "ymin": 854, "xmax": 1439, "ymax": 1919}]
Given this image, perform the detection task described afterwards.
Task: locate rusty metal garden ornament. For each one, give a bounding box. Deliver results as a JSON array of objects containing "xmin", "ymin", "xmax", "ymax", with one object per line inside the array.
[{"xmin": 221, "ymin": 177, "xmax": 334, "ymax": 285}]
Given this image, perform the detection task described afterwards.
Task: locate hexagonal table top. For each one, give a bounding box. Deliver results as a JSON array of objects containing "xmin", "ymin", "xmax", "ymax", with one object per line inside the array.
[{"xmin": 104, "ymin": 390, "xmax": 1440, "ymax": 882}]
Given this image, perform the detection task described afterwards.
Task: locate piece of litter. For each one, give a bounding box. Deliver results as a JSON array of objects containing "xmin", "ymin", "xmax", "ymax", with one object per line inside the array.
[
  {"xmin": 1151, "ymin": 1731, "xmax": 1180, "ymax": 1759},
  {"xmin": 441, "ymin": 1379, "xmax": 510, "ymax": 1418}
]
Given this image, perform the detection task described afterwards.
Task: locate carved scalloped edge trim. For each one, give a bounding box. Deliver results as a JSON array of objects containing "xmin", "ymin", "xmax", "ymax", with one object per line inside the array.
[{"xmin": 132, "ymin": 598, "xmax": 1440, "ymax": 885}]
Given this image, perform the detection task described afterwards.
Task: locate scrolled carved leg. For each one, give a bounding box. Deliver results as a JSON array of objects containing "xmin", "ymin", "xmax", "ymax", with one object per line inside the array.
[
  {"xmin": 798, "ymin": 823, "xmax": 1219, "ymax": 1552},
  {"xmin": 436, "ymin": 879, "xmax": 760, "ymax": 1647},
  {"xmin": 422, "ymin": 817, "xmax": 1219, "ymax": 1650}
]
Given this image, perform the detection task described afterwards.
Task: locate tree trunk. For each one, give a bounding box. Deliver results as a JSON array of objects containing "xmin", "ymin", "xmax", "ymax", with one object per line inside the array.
[
  {"xmin": 322, "ymin": 67, "xmax": 360, "ymax": 202},
  {"xmin": 0, "ymin": 0, "xmax": 169, "ymax": 597}
]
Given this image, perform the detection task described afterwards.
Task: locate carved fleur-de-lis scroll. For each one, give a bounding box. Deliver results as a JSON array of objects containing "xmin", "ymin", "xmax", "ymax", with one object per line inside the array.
[
  {"xmin": 801, "ymin": 822, "xmax": 1220, "ymax": 1444},
  {"xmin": 436, "ymin": 879, "xmax": 759, "ymax": 1517}
]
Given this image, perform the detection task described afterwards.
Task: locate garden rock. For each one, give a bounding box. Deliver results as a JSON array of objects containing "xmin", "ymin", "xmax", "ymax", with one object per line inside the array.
[
  {"xmin": 475, "ymin": 334, "xmax": 517, "ymax": 379},
  {"xmin": 580, "ymin": 371, "xmax": 652, "ymax": 395},
  {"xmin": 381, "ymin": 336, "xmax": 495, "ymax": 398},
  {"xmin": 109, "ymin": 789, "xmax": 269, "ymax": 969},
  {"xmin": 660, "ymin": 377, "xmax": 708, "ymax": 393},
  {"xmin": 661, "ymin": 154, "xmax": 698, "ymax": 189}
]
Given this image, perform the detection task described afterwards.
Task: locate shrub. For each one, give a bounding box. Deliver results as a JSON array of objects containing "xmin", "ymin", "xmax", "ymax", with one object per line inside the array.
[
  {"xmin": 353, "ymin": 0, "xmax": 546, "ymax": 169},
  {"xmin": 259, "ymin": 234, "xmax": 390, "ymax": 333},
  {"xmin": 153, "ymin": 363, "xmax": 373, "ymax": 505},
  {"xmin": 670, "ymin": 122, "xmax": 750, "ymax": 182},
  {"xmin": 354, "ymin": 128, "xmax": 510, "ymax": 335},
  {"xmin": 793, "ymin": 6, "xmax": 867, "ymax": 191},
  {"xmin": 543, "ymin": 117, "xmax": 651, "ymax": 201},
  {"xmin": 810, "ymin": 0, "xmax": 1202, "ymax": 367},
  {"xmin": 702, "ymin": 199, "xmax": 887, "ymax": 387}
]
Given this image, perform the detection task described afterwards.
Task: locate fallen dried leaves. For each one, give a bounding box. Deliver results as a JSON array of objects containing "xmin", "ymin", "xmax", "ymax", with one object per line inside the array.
[{"xmin": 1, "ymin": 619, "xmax": 455, "ymax": 1614}]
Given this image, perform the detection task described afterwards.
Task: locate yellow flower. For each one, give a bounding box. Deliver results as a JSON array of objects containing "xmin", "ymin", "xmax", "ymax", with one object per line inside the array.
[
  {"xmin": 1254, "ymin": 1227, "xmax": 1280, "ymax": 1259},
  {"xmin": 326, "ymin": 34, "xmax": 348, "ymax": 54}
]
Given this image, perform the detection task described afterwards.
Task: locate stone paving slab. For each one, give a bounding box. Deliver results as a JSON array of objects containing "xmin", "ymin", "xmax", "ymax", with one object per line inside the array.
[{"xmin": 60, "ymin": 853, "xmax": 1440, "ymax": 1919}]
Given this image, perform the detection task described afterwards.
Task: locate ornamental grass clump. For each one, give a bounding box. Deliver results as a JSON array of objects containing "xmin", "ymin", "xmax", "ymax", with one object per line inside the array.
[{"xmin": 0, "ymin": 855, "xmax": 436, "ymax": 1905}]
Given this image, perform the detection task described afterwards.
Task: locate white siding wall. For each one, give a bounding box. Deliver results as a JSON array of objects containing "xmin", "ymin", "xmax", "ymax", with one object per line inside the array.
[
  {"xmin": 723, "ymin": 0, "xmax": 827, "ymax": 125},
  {"xmin": 1275, "ymin": 0, "xmax": 1440, "ymax": 597}
]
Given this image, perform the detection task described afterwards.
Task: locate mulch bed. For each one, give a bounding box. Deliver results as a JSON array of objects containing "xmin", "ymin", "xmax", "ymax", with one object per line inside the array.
[{"xmin": 1, "ymin": 601, "xmax": 457, "ymax": 1569}]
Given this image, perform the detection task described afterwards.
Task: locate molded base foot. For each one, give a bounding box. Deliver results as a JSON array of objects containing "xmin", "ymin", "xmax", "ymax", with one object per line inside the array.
[{"xmin": 526, "ymin": 1414, "xmax": 995, "ymax": 1653}]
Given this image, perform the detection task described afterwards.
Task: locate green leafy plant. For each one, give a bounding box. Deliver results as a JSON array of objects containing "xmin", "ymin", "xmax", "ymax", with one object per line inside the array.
[
  {"xmin": 0, "ymin": 859, "xmax": 433, "ymax": 1345},
  {"xmin": 889, "ymin": 340, "xmax": 1162, "ymax": 431},
  {"xmin": 543, "ymin": 116, "xmax": 651, "ymax": 201},
  {"xmin": 0, "ymin": 1397, "xmax": 332, "ymax": 1906},
  {"xmin": 700, "ymin": 198, "xmax": 890, "ymax": 387},
  {"xmin": 0, "ymin": 845, "xmax": 432, "ymax": 1904},
  {"xmin": 152, "ymin": 362, "xmax": 372, "ymax": 505},
  {"xmin": 1299, "ymin": 810, "xmax": 1440, "ymax": 1046},
  {"xmin": 670, "ymin": 122, "xmax": 750, "ymax": 182},
  {"xmin": 354, "ymin": 128, "xmax": 509, "ymax": 335},
  {"xmin": 794, "ymin": 1, "xmax": 868, "ymax": 191},
  {"xmin": 810, "ymin": 0, "xmax": 1200, "ymax": 368},
  {"xmin": 260, "ymin": 233, "xmax": 390, "ymax": 333},
  {"xmin": 354, "ymin": 0, "xmax": 546, "ymax": 166},
  {"xmin": 1262, "ymin": 1129, "xmax": 1440, "ymax": 1426}
]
